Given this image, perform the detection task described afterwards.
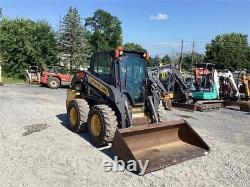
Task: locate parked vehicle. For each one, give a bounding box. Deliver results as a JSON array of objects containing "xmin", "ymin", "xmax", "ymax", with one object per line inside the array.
[
  {"xmin": 25, "ymin": 65, "xmax": 41, "ymax": 84},
  {"xmin": 25, "ymin": 65, "xmax": 72, "ymax": 89},
  {"xmin": 40, "ymin": 66, "xmax": 72, "ymax": 89},
  {"xmin": 66, "ymin": 47, "xmax": 209, "ymax": 174}
]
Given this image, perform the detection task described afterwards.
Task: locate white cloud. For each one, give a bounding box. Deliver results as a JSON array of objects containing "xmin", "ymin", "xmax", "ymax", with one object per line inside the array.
[{"xmin": 150, "ymin": 13, "xmax": 168, "ymax": 21}]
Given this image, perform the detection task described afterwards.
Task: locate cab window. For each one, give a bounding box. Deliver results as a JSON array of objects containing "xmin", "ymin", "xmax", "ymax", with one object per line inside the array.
[{"xmin": 92, "ymin": 53, "xmax": 113, "ymax": 84}]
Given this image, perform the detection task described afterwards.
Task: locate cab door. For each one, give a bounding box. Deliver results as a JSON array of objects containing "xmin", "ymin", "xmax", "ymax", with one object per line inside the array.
[{"xmin": 90, "ymin": 52, "xmax": 115, "ymax": 86}]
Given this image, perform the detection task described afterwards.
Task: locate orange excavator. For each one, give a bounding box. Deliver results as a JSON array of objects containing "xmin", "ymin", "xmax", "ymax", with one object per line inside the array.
[{"xmin": 238, "ymin": 70, "xmax": 250, "ymax": 111}]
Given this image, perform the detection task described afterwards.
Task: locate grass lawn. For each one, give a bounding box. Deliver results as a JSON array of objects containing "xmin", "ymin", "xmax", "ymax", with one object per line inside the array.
[{"xmin": 2, "ymin": 76, "xmax": 25, "ymax": 84}]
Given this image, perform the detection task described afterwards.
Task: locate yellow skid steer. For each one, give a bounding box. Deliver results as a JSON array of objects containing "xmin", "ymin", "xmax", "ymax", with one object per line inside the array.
[{"xmin": 66, "ymin": 47, "xmax": 210, "ymax": 175}]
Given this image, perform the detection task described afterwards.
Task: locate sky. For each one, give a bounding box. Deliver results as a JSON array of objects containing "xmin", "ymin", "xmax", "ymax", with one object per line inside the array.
[{"xmin": 1, "ymin": 0, "xmax": 250, "ymax": 56}]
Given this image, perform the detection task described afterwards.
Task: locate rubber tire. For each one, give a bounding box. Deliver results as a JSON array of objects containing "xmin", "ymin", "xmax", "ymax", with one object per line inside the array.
[
  {"xmin": 158, "ymin": 101, "xmax": 168, "ymax": 122},
  {"xmin": 67, "ymin": 99, "xmax": 89, "ymax": 132},
  {"xmin": 88, "ymin": 105, "xmax": 117, "ymax": 147},
  {"xmin": 48, "ymin": 77, "xmax": 60, "ymax": 89}
]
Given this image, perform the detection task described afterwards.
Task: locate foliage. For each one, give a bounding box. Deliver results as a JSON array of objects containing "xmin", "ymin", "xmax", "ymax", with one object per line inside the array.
[
  {"xmin": 59, "ymin": 7, "xmax": 92, "ymax": 70},
  {"xmin": 181, "ymin": 52, "xmax": 203, "ymax": 70},
  {"xmin": 147, "ymin": 57, "xmax": 154, "ymax": 67},
  {"xmin": 153, "ymin": 56, "xmax": 161, "ymax": 66},
  {"xmin": 247, "ymin": 48, "xmax": 250, "ymax": 69},
  {"xmin": 145, "ymin": 56, "xmax": 161, "ymax": 67},
  {"xmin": 146, "ymin": 55, "xmax": 171, "ymax": 67},
  {"xmin": 204, "ymin": 33, "xmax": 250, "ymax": 71},
  {"xmin": 161, "ymin": 54, "xmax": 171, "ymax": 65},
  {"xmin": 0, "ymin": 18, "xmax": 57, "ymax": 79},
  {"xmin": 123, "ymin": 42, "xmax": 146, "ymax": 52},
  {"xmin": 85, "ymin": 9, "xmax": 122, "ymax": 51}
]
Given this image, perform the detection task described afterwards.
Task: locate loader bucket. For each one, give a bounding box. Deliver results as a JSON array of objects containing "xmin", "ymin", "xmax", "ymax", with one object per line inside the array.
[
  {"xmin": 111, "ymin": 119, "xmax": 209, "ymax": 175},
  {"xmin": 238, "ymin": 101, "xmax": 250, "ymax": 112}
]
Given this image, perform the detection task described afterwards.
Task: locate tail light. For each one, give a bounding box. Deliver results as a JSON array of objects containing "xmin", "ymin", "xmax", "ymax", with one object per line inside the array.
[
  {"xmin": 145, "ymin": 52, "xmax": 150, "ymax": 61},
  {"xmin": 115, "ymin": 46, "xmax": 123, "ymax": 58}
]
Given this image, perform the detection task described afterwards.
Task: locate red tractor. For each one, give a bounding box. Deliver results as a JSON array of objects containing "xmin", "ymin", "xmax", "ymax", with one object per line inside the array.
[{"xmin": 40, "ymin": 66, "xmax": 72, "ymax": 89}]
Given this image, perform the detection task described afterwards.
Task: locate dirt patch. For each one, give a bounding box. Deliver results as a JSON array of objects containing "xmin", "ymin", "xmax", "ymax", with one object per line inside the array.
[{"xmin": 22, "ymin": 123, "xmax": 49, "ymax": 136}]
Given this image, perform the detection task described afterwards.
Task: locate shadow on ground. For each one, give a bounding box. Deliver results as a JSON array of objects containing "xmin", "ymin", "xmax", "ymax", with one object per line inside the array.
[
  {"xmin": 225, "ymin": 107, "xmax": 250, "ymax": 114},
  {"xmin": 177, "ymin": 114, "xmax": 197, "ymax": 120},
  {"xmin": 24, "ymin": 83, "xmax": 70, "ymax": 90},
  {"xmin": 224, "ymin": 106, "xmax": 240, "ymax": 111},
  {"xmin": 56, "ymin": 113, "xmax": 114, "ymax": 159}
]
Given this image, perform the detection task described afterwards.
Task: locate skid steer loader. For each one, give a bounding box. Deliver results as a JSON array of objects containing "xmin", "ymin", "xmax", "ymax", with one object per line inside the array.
[{"xmin": 66, "ymin": 47, "xmax": 209, "ymax": 175}]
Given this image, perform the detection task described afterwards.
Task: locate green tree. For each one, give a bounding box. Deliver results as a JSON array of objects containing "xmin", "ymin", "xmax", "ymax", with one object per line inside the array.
[
  {"xmin": 0, "ymin": 18, "xmax": 57, "ymax": 78},
  {"xmin": 147, "ymin": 57, "xmax": 154, "ymax": 67},
  {"xmin": 85, "ymin": 9, "xmax": 122, "ymax": 51},
  {"xmin": 161, "ymin": 54, "xmax": 171, "ymax": 65},
  {"xmin": 181, "ymin": 53, "xmax": 203, "ymax": 70},
  {"xmin": 247, "ymin": 47, "xmax": 250, "ymax": 69},
  {"xmin": 146, "ymin": 56, "xmax": 171, "ymax": 67},
  {"xmin": 204, "ymin": 33, "xmax": 250, "ymax": 71},
  {"xmin": 123, "ymin": 42, "xmax": 146, "ymax": 52},
  {"xmin": 59, "ymin": 7, "xmax": 91, "ymax": 70},
  {"xmin": 34, "ymin": 20, "xmax": 58, "ymax": 66}
]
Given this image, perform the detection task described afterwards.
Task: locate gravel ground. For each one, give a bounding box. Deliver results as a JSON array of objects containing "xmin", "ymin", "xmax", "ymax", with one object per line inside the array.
[{"xmin": 0, "ymin": 84, "xmax": 250, "ymax": 186}]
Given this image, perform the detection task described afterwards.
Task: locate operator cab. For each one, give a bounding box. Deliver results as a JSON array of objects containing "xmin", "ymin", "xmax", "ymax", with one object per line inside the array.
[
  {"xmin": 48, "ymin": 66, "xmax": 67, "ymax": 75},
  {"xmin": 89, "ymin": 49, "xmax": 149, "ymax": 105},
  {"xmin": 193, "ymin": 63, "xmax": 215, "ymax": 91}
]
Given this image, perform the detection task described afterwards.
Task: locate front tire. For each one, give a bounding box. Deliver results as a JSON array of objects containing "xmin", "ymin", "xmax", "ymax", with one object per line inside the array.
[
  {"xmin": 48, "ymin": 77, "xmax": 60, "ymax": 89},
  {"xmin": 88, "ymin": 105, "xmax": 117, "ymax": 147},
  {"xmin": 67, "ymin": 99, "xmax": 89, "ymax": 132}
]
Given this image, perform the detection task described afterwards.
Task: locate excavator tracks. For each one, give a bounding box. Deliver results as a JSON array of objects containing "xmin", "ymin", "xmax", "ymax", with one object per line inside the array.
[{"xmin": 195, "ymin": 100, "xmax": 225, "ymax": 111}]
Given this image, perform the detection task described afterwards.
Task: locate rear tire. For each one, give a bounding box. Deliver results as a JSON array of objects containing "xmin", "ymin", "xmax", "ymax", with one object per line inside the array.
[
  {"xmin": 48, "ymin": 77, "xmax": 60, "ymax": 89},
  {"xmin": 88, "ymin": 105, "xmax": 117, "ymax": 147},
  {"xmin": 67, "ymin": 99, "xmax": 89, "ymax": 132},
  {"xmin": 158, "ymin": 101, "xmax": 168, "ymax": 122}
]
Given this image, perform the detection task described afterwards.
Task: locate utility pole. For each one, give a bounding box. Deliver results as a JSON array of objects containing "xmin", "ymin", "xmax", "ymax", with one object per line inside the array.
[
  {"xmin": 179, "ymin": 40, "xmax": 184, "ymax": 72},
  {"xmin": 191, "ymin": 41, "xmax": 195, "ymax": 65},
  {"xmin": 190, "ymin": 42, "xmax": 195, "ymax": 80}
]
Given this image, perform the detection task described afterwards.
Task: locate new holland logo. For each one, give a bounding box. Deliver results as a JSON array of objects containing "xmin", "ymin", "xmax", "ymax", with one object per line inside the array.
[{"xmin": 88, "ymin": 76, "xmax": 110, "ymax": 96}]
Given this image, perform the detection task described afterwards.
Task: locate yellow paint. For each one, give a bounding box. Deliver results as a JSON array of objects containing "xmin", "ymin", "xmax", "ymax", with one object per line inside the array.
[
  {"xmin": 132, "ymin": 112, "xmax": 145, "ymax": 118},
  {"xmin": 162, "ymin": 93, "xmax": 174, "ymax": 100},
  {"xmin": 131, "ymin": 107, "xmax": 147, "ymax": 119},
  {"xmin": 132, "ymin": 107, "xmax": 144, "ymax": 113},
  {"xmin": 159, "ymin": 72, "xmax": 168, "ymax": 80},
  {"xmin": 69, "ymin": 107, "xmax": 77, "ymax": 126},
  {"xmin": 242, "ymin": 74, "xmax": 250, "ymax": 98},
  {"xmin": 90, "ymin": 114, "xmax": 102, "ymax": 136},
  {"xmin": 88, "ymin": 76, "xmax": 110, "ymax": 96},
  {"xmin": 66, "ymin": 90, "xmax": 80, "ymax": 107}
]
